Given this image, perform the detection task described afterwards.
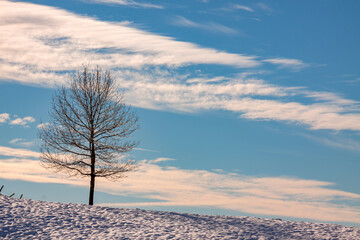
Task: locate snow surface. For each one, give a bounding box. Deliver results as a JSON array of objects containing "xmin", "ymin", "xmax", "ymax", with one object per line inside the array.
[{"xmin": 0, "ymin": 195, "xmax": 359, "ymax": 239}]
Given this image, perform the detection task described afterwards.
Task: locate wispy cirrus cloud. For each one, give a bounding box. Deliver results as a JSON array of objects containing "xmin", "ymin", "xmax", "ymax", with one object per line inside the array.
[
  {"xmin": 256, "ymin": 2, "xmax": 273, "ymax": 14},
  {"xmin": 1, "ymin": 1, "xmax": 359, "ymax": 132},
  {"xmin": 263, "ymin": 58, "xmax": 307, "ymax": 70},
  {"xmin": 147, "ymin": 157, "xmax": 175, "ymax": 164},
  {"xmin": 89, "ymin": 0, "xmax": 163, "ymax": 9},
  {"xmin": 9, "ymin": 138, "xmax": 36, "ymax": 148},
  {"xmin": 172, "ymin": 16, "xmax": 238, "ymax": 35},
  {"xmin": 302, "ymin": 134, "xmax": 360, "ymax": 153},
  {"xmin": 0, "ymin": 64, "xmax": 68, "ymax": 87},
  {"xmin": 0, "ymin": 0, "xmax": 258, "ymax": 81},
  {"xmin": 0, "ymin": 149, "xmax": 359, "ymax": 224},
  {"xmin": 133, "ymin": 148, "xmax": 158, "ymax": 153},
  {"xmin": 0, "ymin": 146, "xmax": 40, "ymax": 158},
  {"xmin": 232, "ymin": 4, "xmax": 254, "ymax": 12},
  {"xmin": 302, "ymin": 91, "xmax": 359, "ymax": 106},
  {"xmin": 116, "ymin": 69, "xmax": 360, "ymax": 131}
]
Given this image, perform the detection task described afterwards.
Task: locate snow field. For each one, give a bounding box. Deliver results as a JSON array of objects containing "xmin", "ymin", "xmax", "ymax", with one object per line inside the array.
[{"xmin": 0, "ymin": 195, "xmax": 359, "ymax": 239}]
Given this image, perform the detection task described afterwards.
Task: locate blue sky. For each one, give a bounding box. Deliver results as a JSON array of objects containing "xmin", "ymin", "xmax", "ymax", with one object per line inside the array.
[{"xmin": 0, "ymin": 0, "xmax": 360, "ymax": 226}]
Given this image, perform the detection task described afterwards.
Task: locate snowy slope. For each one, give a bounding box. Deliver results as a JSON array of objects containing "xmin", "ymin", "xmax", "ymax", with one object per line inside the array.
[{"xmin": 0, "ymin": 195, "xmax": 359, "ymax": 239}]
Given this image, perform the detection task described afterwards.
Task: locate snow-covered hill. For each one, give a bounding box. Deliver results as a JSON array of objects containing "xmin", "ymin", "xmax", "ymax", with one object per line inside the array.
[{"xmin": 0, "ymin": 195, "xmax": 359, "ymax": 239}]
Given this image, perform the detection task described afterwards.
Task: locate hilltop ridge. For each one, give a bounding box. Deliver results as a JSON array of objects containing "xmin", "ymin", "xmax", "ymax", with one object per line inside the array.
[{"xmin": 0, "ymin": 195, "xmax": 359, "ymax": 239}]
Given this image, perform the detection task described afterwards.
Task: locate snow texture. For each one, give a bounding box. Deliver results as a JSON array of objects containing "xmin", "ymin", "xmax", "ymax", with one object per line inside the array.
[{"xmin": 0, "ymin": 195, "xmax": 359, "ymax": 239}]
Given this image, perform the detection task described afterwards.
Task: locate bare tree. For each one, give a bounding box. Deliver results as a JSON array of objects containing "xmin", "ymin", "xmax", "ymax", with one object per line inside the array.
[{"xmin": 38, "ymin": 66, "xmax": 138, "ymax": 205}]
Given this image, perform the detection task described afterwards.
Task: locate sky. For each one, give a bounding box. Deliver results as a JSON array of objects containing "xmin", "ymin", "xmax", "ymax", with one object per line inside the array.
[{"xmin": 0, "ymin": 0, "xmax": 360, "ymax": 226}]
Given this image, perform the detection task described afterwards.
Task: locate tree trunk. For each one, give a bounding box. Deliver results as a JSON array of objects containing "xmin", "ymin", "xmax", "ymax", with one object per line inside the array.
[
  {"xmin": 89, "ymin": 128, "xmax": 96, "ymax": 205},
  {"xmin": 89, "ymin": 173, "xmax": 95, "ymax": 205},
  {"xmin": 89, "ymin": 142, "xmax": 96, "ymax": 205}
]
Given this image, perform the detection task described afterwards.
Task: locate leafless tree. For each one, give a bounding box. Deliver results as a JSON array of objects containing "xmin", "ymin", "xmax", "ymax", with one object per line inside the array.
[{"xmin": 38, "ymin": 66, "xmax": 138, "ymax": 205}]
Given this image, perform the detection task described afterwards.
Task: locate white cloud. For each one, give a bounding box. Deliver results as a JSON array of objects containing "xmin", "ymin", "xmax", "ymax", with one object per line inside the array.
[
  {"xmin": 0, "ymin": 146, "xmax": 40, "ymax": 158},
  {"xmin": 186, "ymin": 76, "xmax": 227, "ymax": 84},
  {"xmin": 302, "ymin": 134, "xmax": 360, "ymax": 152},
  {"xmin": 0, "ymin": 0, "xmax": 258, "ymax": 86},
  {"xmin": 37, "ymin": 122, "xmax": 51, "ymax": 129},
  {"xmin": 146, "ymin": 158, "xmax": 175, "ymax": 164},
  {"xmin": 90, "ymin": 0, "xmax": 163, "ymax": 9},
  {"xmin": 0, "ymin": 152, "xmax": 359, "ymax": 224},
  {"xmin": 1, "ymin": 1, "xmax": 359, "ymax": 132},
  {"xmin": 172, "ymin": 16, "xmax": 238, "ymax": 35},
  {"xmin": 93, "ymin": 164, "xmax": 360, "ymax": 224},
  {"xmin": 227, "ymin": 98, "xmax": 360, "ymax": 131},
  {"xmin": 0, "ymin": 63, "xmax": 68, "ymax": 88},
  {"xmin": 302, "ymin": 91, "xmax": 358, "ymax": 106},
  {"xmin": 9, "ymin": 138, "xmax": 36, "ymax": 148},
  {"xmin": 116, "ymin": 69, "xmax": 360, "ymax": 131},
  {"xmin": 342, "ymin": 77, "xmax": 360, "ymax": 85},
  {"xmin": 0, "ymin": 158, "xmax": 84, "ymax": 186},
  {"xmin": 134, "ymin": 148, "xmax": 158, "ymax": 152},
  {"xmin": 10, "ymin": 116, "xmax": 35, "ymax": 127},
  {"xmin": 233, "ymin": 4, "xmax": 254, "ymax": 12},
  {"xmin": 263, "ymin": 58, "xmax": 307, "ymax": 70},
  {"xmin": 9, "ymin": 138, "xmax": 22, "ymax": 144},
  {"xmin": 256, "ymin": 3, "xmax": 273, "ymax": 13},
  {"xmin": 0, "ymin": 113, "xmax": 10, "ymax": 123},
  {"xmin": 218, "ymin": 4, "xmax": 254, "ymax": 14},
  {"xmin": 0, "ymin": 113, "xmax": 36, "ymax": 128}
]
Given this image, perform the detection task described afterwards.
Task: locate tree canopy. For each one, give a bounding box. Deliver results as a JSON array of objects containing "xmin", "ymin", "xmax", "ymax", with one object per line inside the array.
[{"xmin": 38, "ymin": 66, "xmax": 138, "ymax": 205}]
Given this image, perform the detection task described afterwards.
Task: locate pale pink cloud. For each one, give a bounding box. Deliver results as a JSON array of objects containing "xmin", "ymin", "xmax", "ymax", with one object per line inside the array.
[
  {"xmin": 0, "ymin": 0, "xmax": 258, "ymax": 80},
  {"xmin": 116, "ymin": 70, "xmax": 360, "ymax": 131},
  {"xmin": 1, "ymin": 0, "xmax": 359, "ymax": 133},
  {"xmin": 9, "ymin": 138, "xmax": 36, "ymax": 148},
  {"xmin": 0, "ymin": 149, "xmax": 359, "ymax": 224},
  {"xmin": 10, "ymin": 116, "xmax": 35, "ymax": 127},
  {"xmin": 0, "ymin": 113, "xmax": 10, "ymax": 123},
  {"xmin": 0, "ymin": 146, "xmax": 40, "ymax": 158}
]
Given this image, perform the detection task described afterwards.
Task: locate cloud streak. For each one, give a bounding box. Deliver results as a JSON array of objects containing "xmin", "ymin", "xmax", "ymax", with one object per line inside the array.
[
  {"xmin": 264, "ymin": 58, "xmax": 307, "ymax": 70},
  {"xmin": 302, "ymin": 134, "xmax": 360, "ymax": 153},
  {"xmin": 0, "ymin": 146, "xmax": 40, "ymax": 159},
  {"xmin": 0, "ymin": 150, "xmax": 359, "ymax": 224},
  {"xmin": 0, "ymin": 0, "xmax": 258, "ymax": 82},
  {"xmin": 233, "ymin": 5, "xmax": 254, "ymax": 12},
  {"xmin": 90, "ymin": 0, "xmax": 163, "ymax": 9},
  {"xmin": 0, "ymin": 1, "xmax": 359, "ymax": 132},
  {"xmin": 116, "ymin": 70, "xmax": 360, "ymax": 131},
  {"xmin": 9, "ymin": 138, "xmax": 36, "ymax": 148},
  {"xmin": 172, "ymin": 16, "xmax": 238, "ymax": 35}
]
